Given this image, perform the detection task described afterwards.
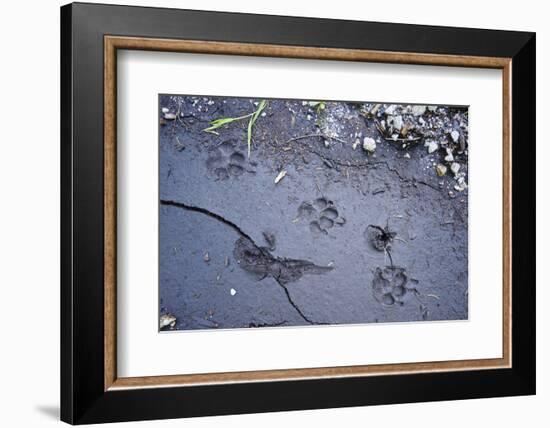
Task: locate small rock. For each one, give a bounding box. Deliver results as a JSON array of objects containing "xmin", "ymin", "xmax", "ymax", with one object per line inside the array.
[
  {"xmin": 389, "ymin": 115, "xmax": 403, "ymax": 131},
  {"xmin": 352, "ymin": 138, "xmax": 360, "ymax": 150},
  {"xmin": 411, "ymin": 105, "xmax": 426, "ymax": 116},
  {"xmin": 436, "ymin": 164, "xmax": 447, "ymax": 176},
  {"xmin": 384, "ymin": 105, "xmax": 397, "ymax": 115},
  {"xmin": 425, "ymin": 140, "xmax": 438, "ymax": 154},
  {"xmin": 362, "ymin": 137, "xmax": 377, "ymax": 153},
  {"xmin": 444, "ymin": 148, "xmax": 454, "ymax": 162},
  {"xmin": 230, "ymin": 288, "xmax": 237, "ymax": 296},
  {"xmin": 203, "ymin": 252, "xmax": 210, "ymax": 262},
  {"xmin": 450, "ymin": 130, "xmax": 460, "ymax": 143},
  {"xmin": 404, "ymin": 153, "xmax": 411, "ymax": 159},
  {"xmin": 454, "ymin": 177, "xmax": 468, "ymax": 192},
  {"xmin": 161, "ymin": 107, "xmax": 170, "ymax": 114},
  {"xmin": 450, "ymin": 162, "xmax": 461, "ymax": 174},
  {"xmin": 160, "ymin": 314, "xmax": 176, "ymax": 329},
  {"xmin": 164, "ymin": 113, "xmax": 177, "ymax": 120}
]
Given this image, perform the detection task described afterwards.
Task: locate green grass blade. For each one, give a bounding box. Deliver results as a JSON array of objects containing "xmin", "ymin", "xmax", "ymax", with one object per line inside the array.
[
  {"xmin": 247, "ymin": 100, "xmax": 267, "ymax": 157},
  {"xmin": 203, "ymin": 117, "xmax": 239, "ymax": 133}
]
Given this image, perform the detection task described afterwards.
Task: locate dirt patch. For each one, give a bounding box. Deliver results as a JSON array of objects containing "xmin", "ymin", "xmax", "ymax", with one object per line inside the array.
[{"xmin": 159, "ymin": 94, "xmax": 469, "ymax": 330}]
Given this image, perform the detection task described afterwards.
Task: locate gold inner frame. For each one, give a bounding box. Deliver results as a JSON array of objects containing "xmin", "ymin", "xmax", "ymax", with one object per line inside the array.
[{"xmin": 104, "ymin": 35, "xmax": 512, "ymax": 391}]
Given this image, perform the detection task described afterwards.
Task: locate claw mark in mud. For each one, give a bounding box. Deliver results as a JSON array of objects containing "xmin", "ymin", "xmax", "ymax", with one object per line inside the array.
[
  {"xmin": 296, "ymin": 197, "xmax": 345, "ymax": 236},
  {"xmin": 233, "ymin": 237, "xmax": 332, "ymax": 285},
  {"xmin": 371, "ymin": 266, "xmax": 410, "ymax": 306},
  {"xmin": 205, "ymin": 139, "xmax": 255, "ymax": 180},
  {"xmin": 160, "ymin": 199, "xmax": 332, "ymax": 325},
  {"xmin": 233, "ymin": 237, "xmax": 332, "ymax": 325}
]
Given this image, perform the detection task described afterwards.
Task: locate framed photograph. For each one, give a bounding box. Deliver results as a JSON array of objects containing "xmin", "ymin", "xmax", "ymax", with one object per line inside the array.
[{"xmin": 61, "ymin": 2, "xmax": 535, "ymax": 424}]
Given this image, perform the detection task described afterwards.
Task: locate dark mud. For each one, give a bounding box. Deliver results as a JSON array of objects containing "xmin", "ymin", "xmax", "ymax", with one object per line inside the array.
[{"xmin": 159, "ymin": 95, "xmax": 468, "ymax": 331}]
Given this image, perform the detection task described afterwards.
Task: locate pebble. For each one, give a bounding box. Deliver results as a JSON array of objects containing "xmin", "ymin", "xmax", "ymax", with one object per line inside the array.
[
  {"xmin": 404, "ymin": 153, "xmax": 411, "ymax": 159},
  {"xmin": 451, "ymin": 130, "xmax": 460, "ymax": 143},
  {"xmin": 384, "ymin": 105, "xmax": 396, "ymax": 115},
  {"xmin": 161, "ymin": 107, "xmax": 169, "ymax": 114},
  {"xmin": 160, "ymin": 314, "xmax": 176, "ymax": 329},
  {"xmin": 164, "ymin": 113, "xmax": 177, "ymax": 120},
  {"xmin": 390, "ymin": 115, "xmax": 403, "ymax": 130},
  {"xmin": 203, "ymin": 252, "xmax": 210, "ymax": 262},
  {"xmin": 425, "ymin": 140, "xmax": 438, "ymax": 154},
  {"xmin": 411, "ymin": 105, "xmax": 426, "ymax": 116},
  {"xmin": 362, "ymin": 137, "xmax": 377, "ymax": 153},
  {"xmin": 230, "ymin": 288, "xmax": 237, "ymax": 296},
  {"xmin": 436, "ymin": 164, "xmax": 447, "ymax": 176},
  {"xmin": 450, "ymin": 162, "xmax": 461, "ymax": 174}
]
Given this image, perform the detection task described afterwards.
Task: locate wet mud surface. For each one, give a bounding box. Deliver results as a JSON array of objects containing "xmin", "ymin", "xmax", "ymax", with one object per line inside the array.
[{"xmin": 159, "ymin": 95, "xmax": 469, "ymax": 330}]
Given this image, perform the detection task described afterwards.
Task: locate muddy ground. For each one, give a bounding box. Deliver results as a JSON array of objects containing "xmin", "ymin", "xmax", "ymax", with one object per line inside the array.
[{"xmin": 159, "ymin": 95, "xmax": 469, "ymax": 331}]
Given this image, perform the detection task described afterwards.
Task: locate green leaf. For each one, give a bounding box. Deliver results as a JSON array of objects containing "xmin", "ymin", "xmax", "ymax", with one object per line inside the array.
[
  {"xmin": 201, "ymin": 100, "xmax": 267, "ymax": 156},
  {"xmin": 307, "ymin": 101, "xmax": 326, "ymax": 114},
  {"xmin": 203, "ymin": 117, "xmax": 239, "ymax": 133}
]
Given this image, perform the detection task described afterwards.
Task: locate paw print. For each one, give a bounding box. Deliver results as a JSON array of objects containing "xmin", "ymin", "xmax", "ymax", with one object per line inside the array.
[
  {"xmin": 296, "ymin": 197, "xmax": 344, "ymax": 236},
  {"xmin": 371, "ymin": 266, "xmax": 409, "ymax": 306},
  {"xmin": 205, "ymin": 140, "xmax": 253, "ymax": 180}
]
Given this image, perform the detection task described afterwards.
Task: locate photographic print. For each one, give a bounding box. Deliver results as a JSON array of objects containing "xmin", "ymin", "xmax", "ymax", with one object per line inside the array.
[{"xmin": 159, "ymin": 95, "xmax": 469, "ymax": 331}]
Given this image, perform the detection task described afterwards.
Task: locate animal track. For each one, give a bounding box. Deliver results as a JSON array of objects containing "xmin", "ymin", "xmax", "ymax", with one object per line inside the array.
[
  {"xmin": 296, "ymin": 197, "xmax": 345, "ymax": 236},
  {"xmin": 371, "ymin": 266, "xmax": 410, "ymax": 306},
  {"xmin": 205, "ymin": 140, "xmax": 254, "ymax": 180},
  {"xmin": 233, "ymin": 235, "xmax": 333, "ymax": 325}
]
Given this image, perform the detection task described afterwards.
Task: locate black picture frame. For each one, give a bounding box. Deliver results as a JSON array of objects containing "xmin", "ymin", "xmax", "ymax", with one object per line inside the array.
[{"xmin": 61, "ymin": 2, "xmax": 535, "ymax": 424}]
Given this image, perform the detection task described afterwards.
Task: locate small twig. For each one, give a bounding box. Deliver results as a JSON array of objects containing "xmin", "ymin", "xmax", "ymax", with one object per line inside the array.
[
  {"xmin": 285, "ymin": 133, "xmax": 347, "ymax": 145},
  {"xmin": 384, "ymin": 136, "xmax": 422, "ymax": 143}
]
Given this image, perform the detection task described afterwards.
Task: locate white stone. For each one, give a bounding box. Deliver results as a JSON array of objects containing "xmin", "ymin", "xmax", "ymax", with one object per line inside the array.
[
  {"xmin": 425, "ymin": 140, "xmax": 438, "ymax": 154},
  {"xmin": 451, "ymin": 130, "xmax": 460, "ymax": 142},
  {"xmin": 389, "ymin": 115, "xmax": 403, "ymax": 130},
  {"xmin": 411, "ymin": 105, "xmax": 426, "ymax": 116},
  {"xmin": 362, "ymin": 137, "xmax": 377, "ymax": 153},
  {"xmin": 384, "ymin": 105, "xmax": 396, "ymax": 115},
  {"xmin": 450, "ymin": 162, "xmax": 461, "ymax": 174}
]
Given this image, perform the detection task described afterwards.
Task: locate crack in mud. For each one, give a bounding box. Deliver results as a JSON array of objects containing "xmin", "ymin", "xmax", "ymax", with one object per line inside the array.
[
  {"xmin": 305, "ymin": 149, "xmax": 441, "ymax": 192},
  {"xmin": 160, "ymin": 199, "xmax": 332, "ymax": 325},
  {"xmin": 161, "ymin": 199, "xmax": 256, "ymax": 242}
]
